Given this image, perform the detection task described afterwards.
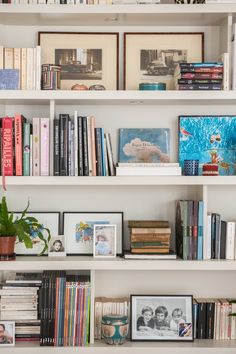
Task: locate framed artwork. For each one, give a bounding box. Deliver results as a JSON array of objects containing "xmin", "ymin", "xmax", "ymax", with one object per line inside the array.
[
  {"xmin": 0, "ymin": 322, "xmax": 15, "ymax": 347},
  {"xmin": 93, "ymin": 224, "xmax": 116, "ymax": 258},
  {"xmin": 48, "ymin": 235, "xmax": 66, "ymax": 257},
  {"xmin": 178, "ymin": 115, "xmax": 236, "ymax": 175},
  {"xmin": 38, "ymin": 32, "xmax": 119, "ymax": 90},
  {"xmin": 63, "ymin": 212, "xmax": 123, "ymax": 255},
  {"xmin": 119, "ymin": 128, "xmax": 170, "ymax": 163},
  {"xmin": 124, "ymin": 32, "xmax": 204, "ymax": 90},
  {"xmin": 130, "ymin": 295, "xmax": 193, "ymax": 342},
  {"xmin": 13, "ymin": 212, "xmax": 60, "ymax": 256}
]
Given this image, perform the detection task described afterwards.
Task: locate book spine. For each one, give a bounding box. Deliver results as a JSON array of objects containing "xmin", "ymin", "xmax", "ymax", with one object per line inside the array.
[
  {"xmin": 87, "ymin": 116, "xmax": 93, "ymax": 176},
  {"xmin": 30, "ymin": 132, "xmax": 33, "ymax": 176},
  {"xmin": 22, "ymin": 123, "xmax": 31, "ymax": 176},
  {"xmin": 211, "ymin": 214, "xmax": 216, "ymax": 259},
  {"xmin": 220, "ymin": 220, "xmax": 227, "ymax": 259},
  {"xmin": 214, "ymin": 213, "xmax": 221, "ymax": 260},
  {"xmin": 90, "ymin": 116, "xmax": 96, "ymax": 176},
  {"xmin": 178, "ymin": 79, "xmax": 222, "ymax": 84},
  {"xmin": 36, "ymin": 45, "xmax": 41, "ymax": 90},
  {"xmin": 26, "ymin": 48, "xmax": 34, "ymax": 90},
  {"xmin": 74, "ymin": 112, "xmax": 78, "ymax": 177},
  {"xmin": 59, "ymin": 114, "xmax": 69, "ymax": 176},
  {"xmin": 14, "ymin": 114, "xmax": 24, "ymax": 176},
  {"xmin": 2, "ymin": 117, "xmax": 13, "ymax": 176},
  {"xmin": 68, "ymin": 118, "xmax": 72, "ymax": 176},
  {"xmin": 32, "ymin": 118, "xmax": 41, "ymax": 176},
  {"xmin": 13, "ymin": 48, "xmax": 21, "ymax": 89},
  {"xmin": 4, "ymin": 48, "xmax": 14, "ymax": 69},
  {"xmin": 82, "ymin": 117, "xmax": 89, "ymax": 176},
  {"xmin": 78, "ymin": 116, "xmax": 84, "ymax": 176},
  {"xmin": 197, "ymin": 302, "xmax": 206, "ymax": 339},
  {"xmin": 21, "ymin": 48, "xmax": 27, "ymax": 90},
  {"xmin": 197, "ymin": 200, "xmax": 204, "ymax": 260},
  {"xmin": 0, "ymin": 45, "xmax": 3, "ymax": 69},
  {"xmin": 180, "ymin": 67, "xmax": 223, "ymax": 73},
  {"xmin": 40, "ymin": 118, "xmax": 50, "ymax": 176},
  {"xmin": 206, "ymin": 302, "xmax": 215, "ymax": 339},
  {"xmin": 181, "ymin": 73, "xmax": 223, "ymax": 79},
  {"xmin": 178, "ymin": 84, "xmax": 222, "ymax": 90},
  {"xmin": 53, "ymin": 119, "xmax": 60, "ymax": 176},
  {"xmin": 226, "ymin": 221, "xmax": 235, "ymax": 259},
  {"xmin": 100, "ymin": 128, "xmax": 106, "ymax": 176},
  {"xmin": 95, "ymin": 128, "xmax": 102, "ymax": 176}
]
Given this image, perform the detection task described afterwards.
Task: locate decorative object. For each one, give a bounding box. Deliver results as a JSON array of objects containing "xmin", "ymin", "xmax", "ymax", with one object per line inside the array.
[
  {"xmin": 183, "ymin": 159, "xmax": 199, "ymax": 176},
  {"xmin": 119, "ymin": 128, "xmax": 170, "ymax": 163},
  {"xmin": 202, "ymin": 163, "xmax": 219, "ymax": 176},
  {"xmin": 0, "ymin": 322, "xmax": 15, "ymax": 347},
  {"xmin": 71, "ymin": 83, "xmax": 89, "ymax": 90},
  {"xmin": 0, "ymin": 70, "xmax": 19, "ymax": 90},
  {"xmin": 139, "ymin": 82, "xmax": 166, "ymax": 90},
  {"xmin": 124, "ymin": 32, "xmax": 204, "ymax": 90},
  {"xmin": 130, "ymin": 295, "xmax": 193, "ymax": 341},
  {"xmin": 41, "ymin": 64, "xmax": 61, "ymax": 90},
  {"xmin": 0, "ymin": 197, "xmax": 51, "ymax": 260},
  {"xmin": 101, "ymin": 315, "xmax": 129, "ymax": 345},
  {"xmin": 48, "ymin": 235, "xmax": 66, "ymax": 257},
  {"xmin": 39, "ymin": 32, "xmax": 119, "ymax": 90},
  {"xmin": 179, "ymin": 115, "xmax": 236, "ymax": 175},
  {"xmin": 13, "ymin": 211, "xmax": 59, "ymax": 256},
  {"xmin": 89, "ymin": 84, "xmax": 106, "ymax": 90},
  {"xmin": 63, "ymin": 212, "xmax": 123, "ymax": 255},
  {"xmin": 93, "ymin": 224, "xmax": 116, "ymax": 258}
]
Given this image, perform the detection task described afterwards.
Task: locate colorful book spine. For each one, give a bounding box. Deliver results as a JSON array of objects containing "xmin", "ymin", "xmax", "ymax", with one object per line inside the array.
[
  {"xmin": 2, "ymin": 117, "xmax": 13, "ymax": 176},
  {"xmin": 32, "ymin": 118, "xmax": 40, "ymax": 176},
  {"xmin": 23, "ymin": 122, "xmax": 31, "ymax": 176},
  {"xmin": 40, "ymin": 118, "xmax": 50, "ymax": 176},
  {"xmin": 14, "ymin": 114, "xmax": 25, "ymax": 176}
]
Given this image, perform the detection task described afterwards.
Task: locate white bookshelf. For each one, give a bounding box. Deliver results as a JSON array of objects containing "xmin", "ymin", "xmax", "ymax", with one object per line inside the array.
[{"xmin": 1, "ymin": 3, "xmax": 236, "ymax": 353}]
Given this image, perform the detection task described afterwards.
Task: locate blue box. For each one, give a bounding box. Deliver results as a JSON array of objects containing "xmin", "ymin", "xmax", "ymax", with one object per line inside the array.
[{"xmin": 0, "ymin": 69, "xmax": 20, "ymax": 90}]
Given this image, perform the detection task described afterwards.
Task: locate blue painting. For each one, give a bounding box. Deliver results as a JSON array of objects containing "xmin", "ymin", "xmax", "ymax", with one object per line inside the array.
[
  {"xmin": 179, "ymin": 116, "xmax": 236, "ymax": 175},
  {"xmin": 119, "ymin": 128, "xmax": 170, "ymax": 163},
  {"xmin": 75, "ymin": 221, "xmax": 109, "ymax": 244}
]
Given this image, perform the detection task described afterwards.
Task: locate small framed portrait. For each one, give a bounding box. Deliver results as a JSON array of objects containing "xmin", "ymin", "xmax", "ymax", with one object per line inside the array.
[
  {"xmin": 93, "ymin": 224, "xmax": 116, "ymax": 258},
  {"xmin": 130, "ymin": 295, "xmax": 193, "ymax": 342},
  {"xmin": 0, "ymin": 322, "xmax": 15, "ymax": 347},
  {"xmin": 48, "ymin": 235, "xmax": 66, "ymax": 257}
]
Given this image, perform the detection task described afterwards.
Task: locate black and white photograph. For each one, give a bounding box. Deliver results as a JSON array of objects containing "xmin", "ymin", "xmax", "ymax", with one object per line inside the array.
[
  {"xmin": 131, "ymin": 295, "xmax": 193, "ymax": 341},
  {"xmin": 93, "ymin": 224, "xmax": 116, "ymax": 258},
  {"xmin": 48, "ymin": 235, "xmax": 66, "ymax": 257},
  {"xmin": 55, "ymin": 49, "xmax": 102, "ymax": 80},
  {"xmin": 0, "ymin": 322, "xmax": 15, "ymax": 347}
]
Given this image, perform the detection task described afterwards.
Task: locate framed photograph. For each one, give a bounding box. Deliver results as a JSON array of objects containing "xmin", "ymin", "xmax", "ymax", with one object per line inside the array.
[
  {"xmin": 124, "ymin": 32, "xmax": 204, "ymax": 90},
  {"xmin": 48, "ymin": 235, "xmax": 66, "ymax": 257},
  {"xmin": 178, "ymin": 115, "xmax": 236, "ymax": 175},
  {"xmin": 119, "ymin": 128, "xmax": 170, "ymax": 163},
  {"xmin": 63, "ymin": 212, "xmax": 123, "ymax": 256},
  {"xmin": 0, "ymin": 322, "xmax": 15, "ymax": 347},
  {"xmin": 130, "ymin": 295, "xmax": 193, "ymax": 341},
  {"xmin": 13, "ymin": 212, "xmax": 60, "ymax": 256},
  {"xmin": 93, "ymin": 224, "xmax": 116, "ymax": 258},
  {"xmin": 38, "ymin": 32, "xmax": 119, "ymax": 90}
]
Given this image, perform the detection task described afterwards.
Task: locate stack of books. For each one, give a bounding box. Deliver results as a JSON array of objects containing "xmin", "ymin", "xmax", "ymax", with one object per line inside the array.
[
  {"xmin": 0, "ymin": 272, "xmax": 41, "ymax": 342},
  {"xmin": 116, "ymin": 163, "xmax": 181, "ymax": 176},
  {"xmin": 175, "ymin": 62, "xmax": 226, "ymax": 91},
  {"xmin": 126, "ymin": 220, "xmax": 174, "ymax": 258}
]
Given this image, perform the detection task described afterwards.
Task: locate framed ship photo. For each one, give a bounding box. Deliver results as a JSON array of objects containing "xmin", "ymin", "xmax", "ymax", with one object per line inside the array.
[
  {"xmin": 63, "ymin": 212, "xmax": 123, "ymax": 255},
  {"xmin": 124, "ymin": 32, "xmax": 204, "ymax": 90},
  {"xmin": 130, "ymin": 295, "xmax": 193, "ymax": 342},
  {"xmin": 38, "ymin": 32, "xmax": 119, "ymax": 90}
]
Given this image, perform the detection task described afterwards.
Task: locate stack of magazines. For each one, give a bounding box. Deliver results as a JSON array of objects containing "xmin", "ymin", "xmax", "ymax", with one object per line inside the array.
[{"xmin": 116, "ymin": 163, "xmax": 181, "ymax": 176}]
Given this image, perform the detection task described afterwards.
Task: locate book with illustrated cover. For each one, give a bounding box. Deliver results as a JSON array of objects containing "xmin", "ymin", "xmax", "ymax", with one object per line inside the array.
[{"xmin": 119, "ymin": 128, "xmax": 170, "ymax": 164}]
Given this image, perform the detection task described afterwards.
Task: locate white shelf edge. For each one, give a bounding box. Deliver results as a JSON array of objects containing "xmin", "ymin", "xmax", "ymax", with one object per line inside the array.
[
  {"xmin": 1, "ymin": 257, "xmax": 236, "ymax": 271},
  {"xmin": 1, "ymin": 176, "xmax": 236, "ymax": 186}
]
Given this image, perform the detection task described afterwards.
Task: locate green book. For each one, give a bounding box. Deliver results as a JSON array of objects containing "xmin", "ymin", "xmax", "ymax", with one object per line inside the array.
[{"xmin": 23, "ymin": 122, "xmax": 30, "ymax": 176}]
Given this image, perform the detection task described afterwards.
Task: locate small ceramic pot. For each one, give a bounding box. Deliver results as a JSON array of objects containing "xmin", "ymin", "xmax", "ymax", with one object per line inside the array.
[
  {"xmin": 101, "ymin": 315, "xmax": 128, "ymax": 345},
  {"xmin": 71, "ymin": 84, "xmax": 89, "ymax": 90}
]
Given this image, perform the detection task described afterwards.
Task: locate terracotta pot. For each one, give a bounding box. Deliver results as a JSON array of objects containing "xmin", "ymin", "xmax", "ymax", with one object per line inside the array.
[{"xmin": 0, "ymin": 236, "xmax": 16, "ymax": 255}]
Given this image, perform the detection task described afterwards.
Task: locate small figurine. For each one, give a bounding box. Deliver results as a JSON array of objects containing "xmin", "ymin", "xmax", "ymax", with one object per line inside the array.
[
  {"xmin": 89, "ymin": 84, "xmax": 106, "ymax": 90},
  {"xmin": 71, "ymin": 84, "xmax": 88, "ymax": 90}
]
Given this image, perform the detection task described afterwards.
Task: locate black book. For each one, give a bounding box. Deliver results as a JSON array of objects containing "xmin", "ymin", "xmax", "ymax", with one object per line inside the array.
[
  {"xmin": 95, "ymin": 128, "xmax": 103, "ymax": 176},
  {"xmin": 59, "ymin": 114, "xmax": 69, "ymax": 176},
  {"xmin": 82, "ymin": 117, "xmax": 89, "ymax": 176},
  {"xmin": 196, "ymin": 301, "xmax": 207, "ymax": 339},
  {"xmin": 206, "ymin": 302, "xmax": 215, "ymax": 339},
  {"xmin": 214, "ymin": 213, "xmax": 221, "ymax": 260},
  {"xmin": 220, "ymin": 220, "xmax": 227, "ymax": 259},
  {"xmin": 53, "ymin": 119, "xmax": 60, "ymax": 176},
  {"xmin": 78, "ymin": 116, "xmax": 84, "ymax": 176}
]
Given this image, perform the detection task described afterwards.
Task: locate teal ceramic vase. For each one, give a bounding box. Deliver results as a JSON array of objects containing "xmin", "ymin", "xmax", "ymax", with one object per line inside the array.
[{"xmin": 101, "ymin": 315, "xmax": 129, "ymax": 345}]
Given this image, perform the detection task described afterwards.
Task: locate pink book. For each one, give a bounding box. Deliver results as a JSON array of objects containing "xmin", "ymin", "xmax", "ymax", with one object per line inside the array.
[
  {"xmin": 14, "ymin": 114, "xmax": 25, "ymax": 176},
  {"xmin": 40, "ymin": 118, "xmax": 50, "ymax": 176},
  {"xmin": 2, "ymin": 117, "xmax": 13, "ymax": 176},
  {"xmin": 32, "ymin": 118, "xmax": 41, "ymax": 176}
]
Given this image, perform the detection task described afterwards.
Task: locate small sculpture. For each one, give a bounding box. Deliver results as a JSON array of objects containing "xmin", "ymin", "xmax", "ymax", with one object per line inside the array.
[{"xmin": 71, "ymin": 84, "xmax": 89, "ymax": 90}]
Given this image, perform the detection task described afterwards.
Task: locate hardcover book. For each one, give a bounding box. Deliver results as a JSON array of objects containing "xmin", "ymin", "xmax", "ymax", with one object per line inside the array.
[
  {"xmin": 179, "ymin": 116, "xmax": 236, "ymax": 175},
  {"xmin": 0, "ymin": 69, "xmax": 19, "ymax": 89},
  {"xmin": 119, "ymin": 128, "xmax": 170, "ymax": 163}
]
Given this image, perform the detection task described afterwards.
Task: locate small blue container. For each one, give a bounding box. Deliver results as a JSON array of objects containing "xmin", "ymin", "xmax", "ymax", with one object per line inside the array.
[
  {"xmin": 184, "ymin": 159, "xmax": 199, "ymax": 176},
  {"xmin": 139, "ymin": 82, "xmax": 166, "ymax": 91}
]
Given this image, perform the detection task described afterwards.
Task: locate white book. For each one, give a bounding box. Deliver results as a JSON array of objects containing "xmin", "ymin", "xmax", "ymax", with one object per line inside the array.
[
  {"xmin": 232, "ymin": 24, "xmax": 236, "ymax": 90},
  {"xmin": 123, "ymin": 252, "xmax": 177, "ymax": 260},
  {"xmin": 0, "ymin": 45, "xmax": 4, "ymax": 70},
  {"xmin": 231, "ymin": 302, "xmax": 236, "ymax": 339},
  {"xmin": 0, "ymin": 311, "xmax": 38, "ymax": 320},
  {"xmin": 226, "ymin": 221, "xmax": 235, "ymax": 260},
  {"xmin": 4, "ymin": 48, "xmax": 14, "ymax": 69},
  {"xmin": 219, "ymin": 53, "xmax": 229, "ymax": 91},
  {"xmin": 32, "ymin": 118, "xmax": 41, "ymax": 176},
  {"xmin": 35, "ymin": 46, "xmax": 41, "ymax": 91},
  {"xmin": 40, "ymin": 118, "xmax": 50, "ymax": 176},
  {"xmin": 26, "ymin": 47, "xmax": 34, "ymax": 90},
  {"xmin": 13, "ymin": 48, "xmax": 21, "ymax": 89},
  {"xmin": 206, "ymin": 0, "xmax": 236, "ymax": 3},
  {"xmin": 118, "ymin": 162, "xmax": 179, "ymax": 167},
  {"xmin": 21, "ymin": 48, "xmax": 27, "ymax": 90},
  {"xmin": 116, "ymin": 166, "xmax": 181, "ymax": 176},
  {"xmin": 204, "ymin": 213, "xmax": 212, "ymax": 260}
]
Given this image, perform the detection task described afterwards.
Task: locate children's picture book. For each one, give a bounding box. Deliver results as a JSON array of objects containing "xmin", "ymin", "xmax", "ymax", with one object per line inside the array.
[
  {"xmin": 179, "ymin": 116, "xmax": 236, "ymax": 175},
  {"xmin": 119, "ymin": 128, "xmax": 170, "ymax": 163}
]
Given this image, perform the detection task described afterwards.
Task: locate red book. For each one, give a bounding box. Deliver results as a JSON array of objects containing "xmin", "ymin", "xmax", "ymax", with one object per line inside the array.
[
  {"xmin": 14, "ymin": 114, "xmax": 26, "ymax": 176},
  {"xmin": 2, "ymin": 117, "xmax": 13, "ymax": 176}
]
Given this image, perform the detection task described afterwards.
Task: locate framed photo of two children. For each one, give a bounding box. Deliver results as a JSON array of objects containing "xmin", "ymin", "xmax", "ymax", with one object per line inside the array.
[{"xmin": 130, "ymin": 295, "xmax": 193, "ymax": 342}]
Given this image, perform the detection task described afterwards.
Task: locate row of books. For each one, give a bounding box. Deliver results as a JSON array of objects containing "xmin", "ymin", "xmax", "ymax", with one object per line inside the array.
[
  {"xmin": 128, "ymin": 220, "xmax": 171, "ymax": 254},
  {"xmin": 94, "ymin": 297, "xmax": 129, "ymax": 340},
  {"xmin": 0, "ymin": 0, "xmax": 160, "ymax": 4},
  {"xmin": 193, "ymin": 298, "xmax": 236, "ymax": 340},
  {"xmin": 175, "ymin": 61, "xmax": 228, "ymax": 91},
  {"xmin": 0, "ymin": 46, "xmax": 41, "ymax": 90},
  {"xmin": 116, "ymin": 163, "xmax": 181, "ymax": 176}
]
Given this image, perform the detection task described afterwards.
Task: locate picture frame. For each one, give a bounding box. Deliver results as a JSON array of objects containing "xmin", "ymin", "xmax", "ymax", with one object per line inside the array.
[
  {"xmin": 63, "ymin": 212, "xmax": 123, "ymax": 256},
  {"xmin": 93, "ymin": 224, "xmax": 116, "ymax": 258},
  {"xmin": 178, "ymin": 115, "xmax": 236, "ymax": 176},
  {"xmin": 124, "ymin": 32, "xmax": 204, "ymax": 90},
  {"xmin": 48, "ymin": 235, "xmax": 66, "ymax": 257},
  {"xmin": 38, "ymin": 32, "xmax": 119, "ymax": 90},
  {"xmin": 13, "ymin": 212, "xmax": 60, "ymax": 256},
  {"xmin": 130, "ymin": 295, "xmax": 193, "ymax": 342},
  {"xmin": 0, "ymin": 322, "xmax": 15, "ymax": 347}
]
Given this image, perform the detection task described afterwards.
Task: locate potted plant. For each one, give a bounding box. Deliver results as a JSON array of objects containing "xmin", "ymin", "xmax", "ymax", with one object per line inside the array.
[{"xmin": 0, "ymin": 196, "xmax": 51, "ymax": 259}]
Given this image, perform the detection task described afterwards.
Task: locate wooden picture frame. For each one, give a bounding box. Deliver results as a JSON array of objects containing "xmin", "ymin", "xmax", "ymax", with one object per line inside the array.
[
  {"xmin": 38, "ymin": 32, "xmax": 119, "ymax": 90},
  {"xmin": 124, "ymin": 32, "xmax": 204, "ymax": 90}
]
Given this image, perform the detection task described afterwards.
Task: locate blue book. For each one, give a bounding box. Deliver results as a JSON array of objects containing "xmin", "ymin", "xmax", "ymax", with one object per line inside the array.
[
  {"xmin": 119, "ymin": 128, "xmax": 170, "ymax": 163},
  {"xmin": 197, "ymin": 201, "xmax": 204, "ymax": 260},
  {"xmin": 0, "ymin": 69, "xmax": 19, "ymax": 89}
]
